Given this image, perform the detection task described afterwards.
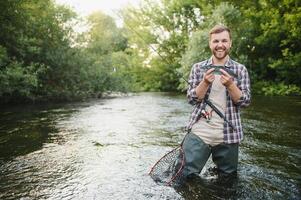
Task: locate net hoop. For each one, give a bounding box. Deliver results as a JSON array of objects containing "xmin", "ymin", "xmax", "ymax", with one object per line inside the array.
[{"xmin": 149, "ymin": 145, "xmax": 185, "ymax": 186}]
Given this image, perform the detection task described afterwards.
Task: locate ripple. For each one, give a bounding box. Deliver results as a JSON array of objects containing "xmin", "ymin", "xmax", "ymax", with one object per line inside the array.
[{"xmin": 0, "ymin": 93, "xmax": 300, "ymax": 199}]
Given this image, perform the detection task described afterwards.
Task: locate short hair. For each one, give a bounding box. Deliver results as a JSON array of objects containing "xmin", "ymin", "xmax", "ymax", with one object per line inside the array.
[{"xmin": 209, "ymin": 25, "xmax": 231, "ymax": 39}]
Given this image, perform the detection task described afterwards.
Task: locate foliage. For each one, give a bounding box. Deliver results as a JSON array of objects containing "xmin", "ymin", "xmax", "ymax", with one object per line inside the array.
[
  {"xmin": 0, "ymin": 62, "xmax": 38, "ymax": 101},
  {"xmin": 0, "ymin": 0, "xmax": 75, "ymax": 102},
  {"xmin": 122, "ymin": 0, "xmax": 301, "ymax": 95},
  {"xmin": 0, "ymin": 1, "xmax": 133, "ymax": 103},
  {"xmin": 121, "ymin": 0, "xmax": 205, "ymax": 91},
  {"xmin": 252, "ymin": 81, "xmax": 301, "ymax": 96},
  {"xmin": 0, "ymin": 0, "xmax": 300, "ymax": 104},
  {"xmin": 232, "ymin": 0, "xmax": 301, "ymax": 87}
]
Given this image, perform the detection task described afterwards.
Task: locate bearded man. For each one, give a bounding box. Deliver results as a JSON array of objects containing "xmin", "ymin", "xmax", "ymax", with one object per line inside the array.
[{"xmin": 183, "ymin": 24, "xmax": 251, "ymax": 178}]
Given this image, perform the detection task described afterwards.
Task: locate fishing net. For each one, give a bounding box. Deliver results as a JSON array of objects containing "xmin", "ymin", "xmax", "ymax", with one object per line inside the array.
[{"xmin": 149, "ymin": 145, "xmax": 185, "ymax": 186}]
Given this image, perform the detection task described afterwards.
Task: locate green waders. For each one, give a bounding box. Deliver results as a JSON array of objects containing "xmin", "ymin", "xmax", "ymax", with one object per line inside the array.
[{"xmin": 181, "ymin": 132, "xmax": 239, "ymax": 178}]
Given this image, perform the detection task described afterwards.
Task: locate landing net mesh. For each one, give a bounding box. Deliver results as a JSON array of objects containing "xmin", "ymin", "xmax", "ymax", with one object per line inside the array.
[{"xmin": 149, "ymin": 146, "xmax": 185, "ymax": 186}]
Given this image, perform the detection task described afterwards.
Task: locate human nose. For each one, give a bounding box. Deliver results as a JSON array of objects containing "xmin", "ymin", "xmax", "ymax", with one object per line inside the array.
[{"xmin": 216, "ymin": 41, "xmax": 224, "ymax": 46}]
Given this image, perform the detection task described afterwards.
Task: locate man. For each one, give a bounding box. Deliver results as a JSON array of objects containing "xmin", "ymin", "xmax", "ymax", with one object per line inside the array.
[{"xmin": 182, "ymin": 25, "xmax": 251, "ymax": 179}]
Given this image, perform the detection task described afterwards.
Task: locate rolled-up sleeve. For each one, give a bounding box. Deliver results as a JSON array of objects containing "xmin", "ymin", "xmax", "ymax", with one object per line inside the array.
[
  {"xmin": 187, "ymin": 64, "xmax": 203, "ymax": 105},
  {"xmin": 235, "ymin": 66, "xmax": 251, "ymax": 108}
]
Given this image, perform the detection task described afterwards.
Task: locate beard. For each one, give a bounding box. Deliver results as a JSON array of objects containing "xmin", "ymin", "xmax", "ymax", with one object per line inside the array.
[{"xmin": 212, "ymin": 47, "xmax": 230, "ymax": 60}]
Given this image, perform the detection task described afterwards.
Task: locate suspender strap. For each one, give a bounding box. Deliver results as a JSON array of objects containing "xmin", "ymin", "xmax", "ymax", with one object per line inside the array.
[
  {"xmin": 204, "ymin": 99, "xmax": 235, "ymax": 130},
  {"xmin": 193, "ymin": 87, "xmax": 235, "ymax": 131},
  {"xmin": 187, "ymin": 62, "xmax": 236, "ymax": 131}
]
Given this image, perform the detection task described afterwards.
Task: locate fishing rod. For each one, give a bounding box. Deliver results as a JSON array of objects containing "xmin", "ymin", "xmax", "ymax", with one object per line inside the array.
[
  {"xmin": 114, "ymin": 10, "xmax": 238, "ymax": 81},
  {"xmin": 204, "ymin": 99, "xmax": 235, "ymax": 130},
  {"xmin": 113, "ymin": 10, "xmax": 235, "ymax": 129}
]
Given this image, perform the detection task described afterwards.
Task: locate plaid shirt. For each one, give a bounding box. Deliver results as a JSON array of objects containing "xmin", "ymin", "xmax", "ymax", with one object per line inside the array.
[{"xmin": 186, "ymin": 57, "xmax": 251, "ymax": 144}]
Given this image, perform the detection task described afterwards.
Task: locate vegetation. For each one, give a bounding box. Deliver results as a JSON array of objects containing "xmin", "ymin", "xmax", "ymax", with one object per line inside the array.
[{"xmin": 0, "ymin": 0, "xmax": 300, "ymax": 103}]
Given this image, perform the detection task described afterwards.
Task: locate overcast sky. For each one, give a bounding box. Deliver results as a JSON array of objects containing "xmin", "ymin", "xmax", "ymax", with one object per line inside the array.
[
  {"xmin": 55, "ymin": 0, "xmax": 143, "ymax": 30},
  {"xmin": 55, "ymin": 0, "xmax": 142, "ymax": 17}
]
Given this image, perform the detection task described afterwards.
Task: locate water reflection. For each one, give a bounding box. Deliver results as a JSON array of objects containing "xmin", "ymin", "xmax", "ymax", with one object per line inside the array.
[
  {"xmin": 0, "ymin": 104, "xmax": 75, "ymax": 160},
  {"xmin": 176, "ymin": 174, "xmax": 239, "ymax": 200},
  {"xmin": 0, "ymin": 93, "xmax": 300, "ymax": 199}
]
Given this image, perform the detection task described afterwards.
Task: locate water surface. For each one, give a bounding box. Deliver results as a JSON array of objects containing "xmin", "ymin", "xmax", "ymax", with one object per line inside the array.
[{"xmin": 0, "ymin": 93, "xmax": 300, "ymax": 199}]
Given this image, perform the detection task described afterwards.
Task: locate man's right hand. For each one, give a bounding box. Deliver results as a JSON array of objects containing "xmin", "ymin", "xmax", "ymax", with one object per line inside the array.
[
  {"xmin": 203, "ymin": 68, "xmax": 215, "ymax": 85},
  {"xmin": 196, "ymin": 68, "xmax": 215, "ymax": 100}
]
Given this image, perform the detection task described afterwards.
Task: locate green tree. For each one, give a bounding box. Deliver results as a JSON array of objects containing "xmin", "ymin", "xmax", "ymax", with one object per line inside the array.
[
  {"xmin": 122, "ymin": 0, "xmax": 206, "ymax": 91},
  {"xmin": 84, "ymin": 11, "xmax": 132, "ymax": 93},
  {"xmin": 123, "ymin": 0, "xmax": 301, "ymax": 95},
  {"xmin": 0, "ymin": 0, "xmax": 80, "ymax": 102}
]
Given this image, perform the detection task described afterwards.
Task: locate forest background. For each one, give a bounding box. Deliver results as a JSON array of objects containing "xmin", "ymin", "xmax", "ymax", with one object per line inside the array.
[{"xmin": 1, "ymin": 0, "xmax": 300, "ymax": 103}]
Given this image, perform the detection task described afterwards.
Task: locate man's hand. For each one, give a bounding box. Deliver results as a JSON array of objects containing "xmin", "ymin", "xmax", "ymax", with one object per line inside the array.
[
  {"xmin": 220, "ymin": 69, "xmax": 242, "ymax": 103},
  {"xmin": 203, "ymin": 68, "xmax": 215, "ymax": 85},
  {"xmin": 195, "ymin": 68, "xmax": 215, "ymax": 100},
  {"xmin": 220, "ymin": 69, "xmax": 234, "ymax": 87}
]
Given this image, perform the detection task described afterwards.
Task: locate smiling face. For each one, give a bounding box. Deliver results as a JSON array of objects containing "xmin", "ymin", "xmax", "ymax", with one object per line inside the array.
[{"xmin": 209, "ymin": 30, "xmax": 232, "ymax": 64}]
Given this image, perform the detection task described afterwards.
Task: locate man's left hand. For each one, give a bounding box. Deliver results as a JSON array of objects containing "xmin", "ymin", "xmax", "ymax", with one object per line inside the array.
[{"xmin": 220, "ymin": 69, "xmax": 234, "ymax": 87}]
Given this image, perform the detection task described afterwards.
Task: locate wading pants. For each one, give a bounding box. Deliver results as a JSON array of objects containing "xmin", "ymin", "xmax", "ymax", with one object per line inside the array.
[{"xmin": 181, "ymin": 132, "xmax": 239, "ymax": 178}]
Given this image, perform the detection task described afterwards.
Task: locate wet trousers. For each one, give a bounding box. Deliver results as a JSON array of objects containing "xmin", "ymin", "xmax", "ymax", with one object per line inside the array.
[{"xmin": 181, "ymin": 132, "xmax": 239, "ymax": 178}]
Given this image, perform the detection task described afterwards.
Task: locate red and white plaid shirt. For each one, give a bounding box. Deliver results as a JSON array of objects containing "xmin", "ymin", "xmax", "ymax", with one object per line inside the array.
[{"xmin": 186, "ymin": 57, "xmax": 251, "ymax": 144}]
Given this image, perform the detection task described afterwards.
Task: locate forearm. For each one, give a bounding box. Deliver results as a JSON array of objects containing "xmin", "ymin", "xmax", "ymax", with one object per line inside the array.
[
  {"xmin": 195, "ymin": 80, "xmax": 210, "ymax": 100},
  {"xmin": 226, "ymin": 83, "xmax": 242, "ymax": 103},
  {"xmin": 226, "ymin": 67, "xmax": 251, "ymax": 107}
]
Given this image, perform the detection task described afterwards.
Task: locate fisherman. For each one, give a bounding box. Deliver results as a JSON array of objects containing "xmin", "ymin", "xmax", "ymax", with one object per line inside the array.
[{"xmin": 183, "ymin": 24, "xmax": 251, "ymax": 178}]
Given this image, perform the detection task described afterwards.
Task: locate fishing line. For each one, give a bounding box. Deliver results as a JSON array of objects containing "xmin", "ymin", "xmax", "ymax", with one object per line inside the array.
[
  {"xmin": 112, "ymin": 9, "xmax": 190, "ymax": 85},
  {"xmin": 112, "ymin": 8, "xmax": 236, "ymax": 186},
  {"xmin": 113, "ymin": 8, "xmax": 236, "ymax": 127}
]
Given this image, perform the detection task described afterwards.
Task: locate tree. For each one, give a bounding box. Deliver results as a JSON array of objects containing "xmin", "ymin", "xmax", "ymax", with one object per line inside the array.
[
  {"xmin": 123, "ymin": 0, "xmax": 301, "ymax": 95},
  {"xmin": 122, "ymin": 0, "xmax": 206, "ymax": 91}
]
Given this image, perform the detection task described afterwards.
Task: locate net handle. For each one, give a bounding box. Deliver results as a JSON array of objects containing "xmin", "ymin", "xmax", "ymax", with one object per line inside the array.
[{"xmin": 166, "ymin": 146, "xmax": 185, "ymax": 186}]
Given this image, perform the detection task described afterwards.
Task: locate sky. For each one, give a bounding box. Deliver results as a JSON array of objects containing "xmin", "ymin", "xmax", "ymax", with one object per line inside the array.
[{"xmin": 55, "ymin": 0, "xmax": 142, "ymax": 17}]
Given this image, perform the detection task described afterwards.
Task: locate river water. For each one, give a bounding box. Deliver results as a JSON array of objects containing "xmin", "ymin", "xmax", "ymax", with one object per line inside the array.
[{"xmin": 0, "ymin": 93, "xmax": 300, "ymax": 199}]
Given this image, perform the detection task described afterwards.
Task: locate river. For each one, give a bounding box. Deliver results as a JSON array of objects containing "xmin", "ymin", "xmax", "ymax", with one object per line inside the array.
[{"xmin": 0, "ymin": 93, "xmax": 300, "ymax": 199}]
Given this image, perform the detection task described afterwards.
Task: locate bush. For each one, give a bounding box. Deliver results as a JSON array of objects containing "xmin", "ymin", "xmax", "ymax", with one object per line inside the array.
[
  {"xmin": 0, "ymin": 62, "xmax": 42, "ymax": 102},
  {"xmin": 252, "ymin": 81, "xmax": 301, "ymax": 96}
]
